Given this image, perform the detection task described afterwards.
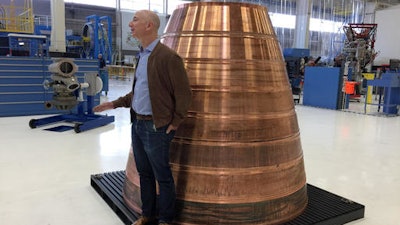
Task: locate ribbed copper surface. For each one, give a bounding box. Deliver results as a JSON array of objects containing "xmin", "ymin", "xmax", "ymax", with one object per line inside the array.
[
  {"xmin": 123, "ymin": 149, "xmax": 142, "ymax": 214},
  {"xmin": 123, "ymin": 2, "xmax": 307, "ymax": 224}
]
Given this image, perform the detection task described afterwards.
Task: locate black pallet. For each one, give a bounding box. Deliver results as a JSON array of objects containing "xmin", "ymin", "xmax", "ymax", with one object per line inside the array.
[
  {"xmin": 90, "ymin": 171, "xmax": 140, "ymax": 225},
  {"xmin": 91, "ymin": 171, "xmax": 365, "ymax": 225}
]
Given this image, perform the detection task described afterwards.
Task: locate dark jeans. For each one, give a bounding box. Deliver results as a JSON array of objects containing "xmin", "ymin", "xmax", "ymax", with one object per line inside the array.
[{"xmin": 131, "ymin": 119, "xmax": 176, "ymax": 223}]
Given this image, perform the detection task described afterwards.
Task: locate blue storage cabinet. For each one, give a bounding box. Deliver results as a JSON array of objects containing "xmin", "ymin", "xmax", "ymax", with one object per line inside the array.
[
  {"xmin": 0, "ymin": 56, "xmax": 100, "ymax": 117},
  {"xmin": 303, "ymin": 67, "xmax": 342, "ymax": 110}
]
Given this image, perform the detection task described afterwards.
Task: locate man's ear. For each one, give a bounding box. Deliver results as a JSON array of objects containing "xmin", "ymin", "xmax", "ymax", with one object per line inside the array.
[{"xmin": 146, "ymin": 22, "xmax": 153, "ymax": 30}]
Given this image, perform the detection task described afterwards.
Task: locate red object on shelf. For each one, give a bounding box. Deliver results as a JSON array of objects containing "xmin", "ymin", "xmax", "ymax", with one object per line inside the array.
[{"xmin": 344, "ymin": 81, "xmax": 357, "ymax": 94}]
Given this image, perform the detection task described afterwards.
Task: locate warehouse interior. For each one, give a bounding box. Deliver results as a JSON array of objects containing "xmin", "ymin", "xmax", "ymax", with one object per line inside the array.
[{"xmin": 0, "ymin": 0, "xmax": 400, "ymax": 225}]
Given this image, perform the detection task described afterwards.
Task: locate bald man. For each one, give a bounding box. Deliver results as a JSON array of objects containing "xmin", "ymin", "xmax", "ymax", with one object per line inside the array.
[{"xmin": 94, "ymin": 10, "xmax": 192, "ymax": 225}]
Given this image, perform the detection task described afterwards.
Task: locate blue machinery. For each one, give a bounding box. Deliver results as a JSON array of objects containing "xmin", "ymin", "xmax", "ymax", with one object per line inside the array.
[
  {"xmin": 28, "ymin": 58, "xmax": 114, "ymax": 133},
  {"xmin": 302, "ymin": 66, "xmax": 400, "ymax": 115},
  {"xmin": 0, "ymin": 56, "xmax": 114, "ymax": 133},
  {"xmin": 82, "ymin": 15, "xmax": 112, "ymax": 63},
  {"xmin": 7, "ymin": 33, "xmax": 49, "ymax": 57},
  {"xmin": 1, "ymin": 14, "xmax": 112, "ymax": 61},
  {"xmin": 81, "ymin": 15, "xmax": 112, "ymax": 96},
  {"xmin": 0, "ymin": 1, "xmax": 113, "ymax": 131},
  {"xmin": 0, "ymin": 12, "xmax": 114, "ymax": 131}
]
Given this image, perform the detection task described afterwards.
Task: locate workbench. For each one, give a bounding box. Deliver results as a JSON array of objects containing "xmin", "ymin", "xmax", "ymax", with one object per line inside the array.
[{"xmin": 365, "ymin": 72, "xmax": 400, "ymax": 115}]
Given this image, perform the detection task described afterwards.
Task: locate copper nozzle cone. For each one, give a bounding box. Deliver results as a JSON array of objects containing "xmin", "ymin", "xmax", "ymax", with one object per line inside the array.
[{"xmin": 124, "ymin": 2, "xmax": 307, "ymax": 224}]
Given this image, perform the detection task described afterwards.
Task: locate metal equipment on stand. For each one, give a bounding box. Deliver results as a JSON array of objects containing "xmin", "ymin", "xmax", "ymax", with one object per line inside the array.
[
  {"xmin": 29, "ymin": 58, "xmax": 114, "ymax": 133},
  {"xmin": 341, "ymin": 23, "xmax": 378, "ymax": 107},
  {"xmin": 82, "ymin": 15, "xmax": 112, "ymax": 63},
  {"xmin": 81, "ymin": 15, "xmax": 112, "ymax": 96}
]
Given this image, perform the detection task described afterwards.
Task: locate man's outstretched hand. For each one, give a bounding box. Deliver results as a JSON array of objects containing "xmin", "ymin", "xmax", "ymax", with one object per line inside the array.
[{"xmin": 93, "ymin": 102, "xmax": 114, "ymax": 112}]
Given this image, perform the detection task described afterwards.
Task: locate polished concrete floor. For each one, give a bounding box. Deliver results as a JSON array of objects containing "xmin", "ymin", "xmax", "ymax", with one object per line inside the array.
[{"xmin": 0, "ymin": 77, "xmax": 399, "ymax": 225}]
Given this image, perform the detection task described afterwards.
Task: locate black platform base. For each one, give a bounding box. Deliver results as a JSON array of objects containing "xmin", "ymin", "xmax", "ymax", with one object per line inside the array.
[{"xmin": 91, "ymin": 171, "xmax": 365, "ymax": 225}]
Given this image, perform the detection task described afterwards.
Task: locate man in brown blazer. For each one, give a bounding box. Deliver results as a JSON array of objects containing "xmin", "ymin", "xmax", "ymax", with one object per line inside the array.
[{"xmin": 94, "ymin": 10, "xmax": 192, "ymax": 225}]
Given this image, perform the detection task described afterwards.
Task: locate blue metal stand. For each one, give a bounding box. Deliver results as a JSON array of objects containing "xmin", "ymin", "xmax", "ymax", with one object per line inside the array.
[
  {"xmin": 29, "ymin": 113, "xmax": 115, "ymax": 133},
  {"xmin": 29, "ymin": 96, "xmax": 114, "ymax": 133}
]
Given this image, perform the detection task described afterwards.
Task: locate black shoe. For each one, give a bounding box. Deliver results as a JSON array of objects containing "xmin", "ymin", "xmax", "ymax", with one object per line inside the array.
[{"xmin": 132, "ymin": 216, "xmax": 157, "ymax": 225}]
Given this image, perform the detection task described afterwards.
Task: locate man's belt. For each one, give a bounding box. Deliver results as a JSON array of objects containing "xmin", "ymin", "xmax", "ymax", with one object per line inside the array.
[{"xmin": 136, "ymin": 114, "xmax": 153, "ymax": 120}]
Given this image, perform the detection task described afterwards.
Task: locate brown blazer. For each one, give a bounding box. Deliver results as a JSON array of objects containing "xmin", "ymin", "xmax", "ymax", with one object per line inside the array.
[{"xmin": 112, "ymin": 41, "xmax": 192, "ymax": 128}]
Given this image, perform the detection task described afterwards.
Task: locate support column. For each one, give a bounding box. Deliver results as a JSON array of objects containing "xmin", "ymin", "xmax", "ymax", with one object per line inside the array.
[
  {"xmin": 50, "ymin": 0, "xmax": 66, "ymax": 52},
  {"xmin": 163, "ymin": 0, "xmax": 168, "ymax": 14},
  {"xmin": 116, "ymin": 0, "xmax": 122, "ymax": 65},
  {"xmin": 294, "ymin": 0, "xmax": 312, "ymax": 48}
]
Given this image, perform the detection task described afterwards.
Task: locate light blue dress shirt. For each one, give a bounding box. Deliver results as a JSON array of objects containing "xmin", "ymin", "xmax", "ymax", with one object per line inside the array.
[{"xmin": 132, "ymin": 39, "xmax": 159, "ymax": 115}]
